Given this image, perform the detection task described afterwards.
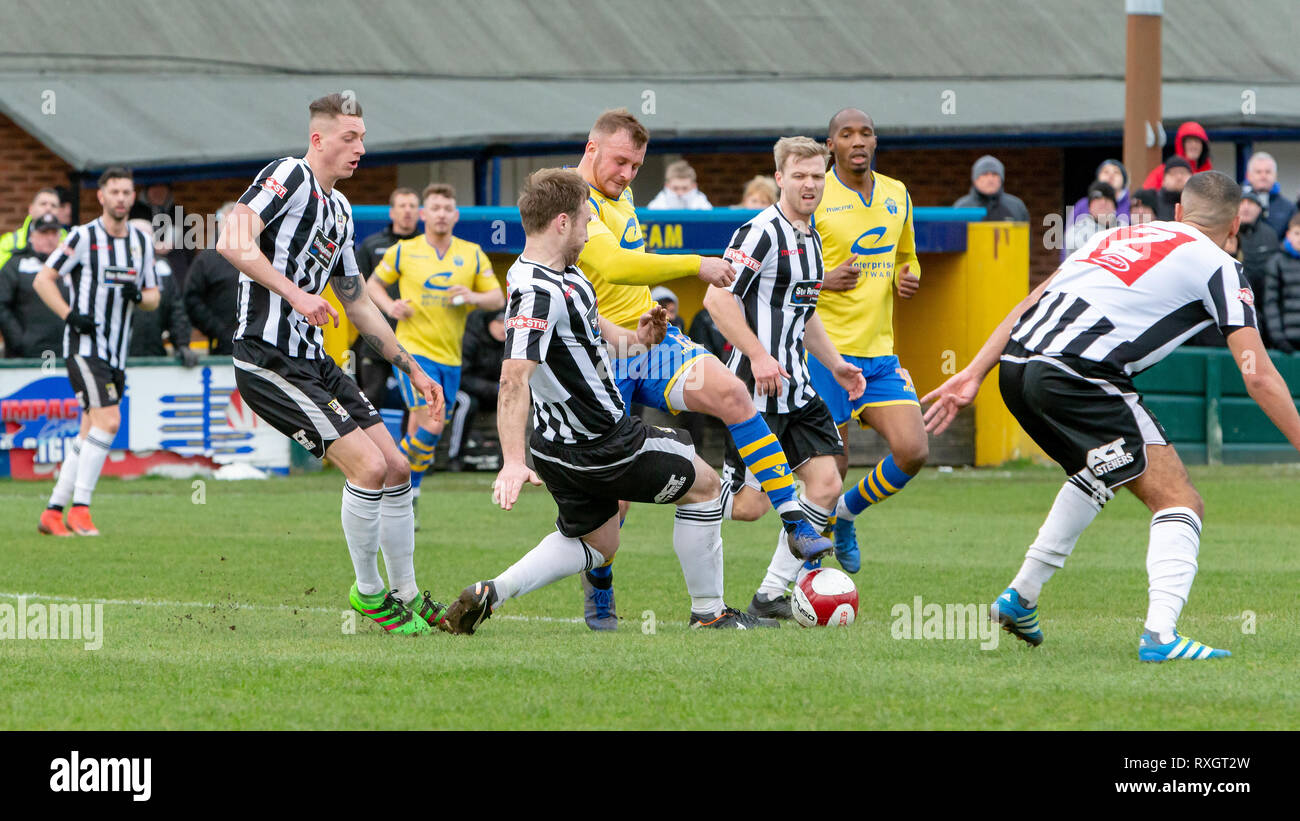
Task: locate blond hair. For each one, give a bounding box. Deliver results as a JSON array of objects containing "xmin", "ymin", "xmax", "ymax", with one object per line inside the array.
[
  {"xmin": 665, "ymin": 160, "xmax": 696, "ymax": 182},
  {"xmin": 741, "ymin": 176, "xmax": 778, "ymax": 207},
  {"xmin": 773, "ymin": 136, "xmax": 829, "ymax": 174}
]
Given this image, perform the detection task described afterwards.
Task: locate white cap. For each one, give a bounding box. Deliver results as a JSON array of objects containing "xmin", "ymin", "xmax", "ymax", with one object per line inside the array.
[{"xmin": 650, "ymin": 286, "xmax": 678, "ymax": 304}]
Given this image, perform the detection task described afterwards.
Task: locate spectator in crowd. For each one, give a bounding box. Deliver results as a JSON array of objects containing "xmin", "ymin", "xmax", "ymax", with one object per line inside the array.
[
  {"xmin": 1153, "ymin": 157, "xmax": 1192, "ymax": 221},
  {"xmin": 184, "ymin": 202, "xmax": 240, "ymax": 354},
  {"xmin": 0, "ymin": 213, "xmax": 68, "ymax": 358},
  {"xmin": 352, "ymin": 186, "xmax": 421, "ymax": 404},
  {"xmin": 446, "ymin": 308, "xmax": 505, "ymax": 472},
  {"xmin": 1063, "ymin": 181, "xmax": 1119, "ymax": 260},
  {"xmin": 128, "ymin": 219, "xmax": 197, "ymax": 365},
  {"xmin": 1142, "ymin": 121, "xmax": 1213, "ymax": 189},
  {"xmin": 128, "ymin": 181, "xmax": 178, "ymax": 224},
  {"xmin": 737, "ymin": 175, "xmax": 778, "ymax": 209},
  {"xmin": 1130, "ymin": 188, "xmax": 1158, "ymax": 224},
  {"xmin": 647, "ymin": 160, "xmax": 713, "ymax": 210},
  {"xmin": 953, "ymin": 154, "xmax": 1029, "ymax": 221},
  {"xmin": 1071, "ymin": 159, "xmax": 1130, "ymax": 226},
  {"xmin": 0, "ymin": 187, "xmax": 63, "ymax": 269},
  {"xmin": 1243, "ymin": 151, "xmax": 1296, "ymax": 241},
  {"xmin": 1236, "ymin": 191, "xmax": 1281, "ymax": 300},
  {"xmin": 1264, "ymin": 213, "xmax": 1300, "ymax": 353},
  {"xmin": 54, "ymin": 186, "xmax": 74, "ymax": 228},
  {"xmin": 650, "ymin": 285, "xmax": 686, "ymax": 331}
]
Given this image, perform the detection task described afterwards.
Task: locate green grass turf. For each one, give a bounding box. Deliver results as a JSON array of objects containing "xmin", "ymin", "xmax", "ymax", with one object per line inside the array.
[{"xmin": 1, "ymin": 463, "xmax": 1297, "ymax": 730}]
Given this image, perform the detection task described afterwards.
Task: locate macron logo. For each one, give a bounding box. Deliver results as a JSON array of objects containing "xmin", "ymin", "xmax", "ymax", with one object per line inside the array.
[{"xmin": 50, "ymin": 751, "xmax": 151, "ymax": 802}]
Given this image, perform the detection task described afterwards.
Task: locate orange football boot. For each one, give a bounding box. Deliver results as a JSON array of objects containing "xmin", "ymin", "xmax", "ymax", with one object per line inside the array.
[
  {"xmin": 66, "ymin": 505, "xmax": 100, "ymax": 536},
  {"xmin": 38, "ymin": 509, "xmax": 72, "ymax": 537}
]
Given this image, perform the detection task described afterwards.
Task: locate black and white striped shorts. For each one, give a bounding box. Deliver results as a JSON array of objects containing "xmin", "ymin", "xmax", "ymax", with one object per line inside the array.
[{"xmin": 233, "ymin": 338, "xmax": 380, "ymax": 459}]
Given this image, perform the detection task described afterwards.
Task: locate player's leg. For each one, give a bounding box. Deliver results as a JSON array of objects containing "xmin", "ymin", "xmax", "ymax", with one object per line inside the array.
[
  {"xmin": 62, "ymin": 360, "xmax": 125, "ymax": 536},
  {"xmin": 751, "ymin": 454, "xmax": 842, "ymax": 619},
  {"xmin": 1125, "ymin": 445, "xmax": 1226, "ymax": 661},
  {"xmin": 445, "ymin": 482, "xmax": 619, "ymax": 636},
  {"xmin": 445, "ymin": 389, "xmax": 476, "ymax": 470},
  {"xmin": 806, "ymin": 353, "xmax": 854, "ymax": 479},
  {"xmin": 675, "ymin": 356, "xmax": 831, "ymax": 560},
  {"xmin": 41, "ymin": 409, "xmax": 91, "ymax": 536},
  {"xmin": 395, "ymin": 357, "xmax": 453, "ymax": 525},
  {"xmin": 832, "ymin": 360, "xmax": 926, "ymax": 573}
]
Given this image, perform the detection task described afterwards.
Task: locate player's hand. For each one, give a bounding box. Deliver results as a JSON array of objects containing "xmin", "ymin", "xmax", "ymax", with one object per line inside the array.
[
  {"xmin": 119, "ymin": 282, "xmax": 143, "ymax": 304},
  {"xmin": 698, "ymin": 257, "xmax": 736, "ymax": 288},
  {"xmin": 65, "ymin": 312, "xmax": 96, "ymax": 334},
  {"xmin": 636, "ymin": 305, "xmax": 669, "ymax": 347},
  {"xmin": 290, "ymin": 290, "xmax": 339, "ymax": 328},
  {"xmin": 751, "ymin": 353, "xmax": 790, "ymax": 397},
  {"xmin": 834, "ymin": 359, "xmax": 866, "ymax": 401},
  {"xmin": 493, "ymin": 461, "xmax": 543, "ymax": 511},
  {"xmin": 921, "ymin": 370, "xmax": 981, "ymax": 435},
  {"xmin": 823, "ymin": 255, "xmax": 860, "ymax": 291},
  {"xmin": 388, "ymin": 299, "xmax": 415, "ymax": 321},
  {"xmin": 177, "ymin": 347, "xmax": 200, "ymax": 368},
  {"xmin": 412, "ymin": 370, "xmax": 445, "ymax": 423},
  {"xmin": 896, "ymin": 264, "xmax": 920, "ymax": 299},
  {"xmin": 446, "ymin": 285, "xmax": 473, "ymax": 307}
]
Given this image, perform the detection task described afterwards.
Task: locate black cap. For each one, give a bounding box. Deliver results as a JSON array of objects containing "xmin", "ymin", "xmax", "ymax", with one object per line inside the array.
[
  {"xmin": 1164, "ymin": 156, "xmax": 1193, "ymax": 174},
  {"xmin": 1087, "ymin": 181, "xmax": 1117, "ymax": 204},
  {"xmin": 1132, "ymin": 188, "xmax": 1159, "ymax": 211},
  {"xmin": 30, "ymin": 213, "xmax": 61, "ymax": 232},
  {"xmin": 1241, "ymin": 189, "xmax": 1265, "ymax": 208}
]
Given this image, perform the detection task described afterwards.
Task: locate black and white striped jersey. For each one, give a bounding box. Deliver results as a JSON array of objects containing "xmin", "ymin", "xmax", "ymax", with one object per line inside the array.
[
  {"xmin": 1004, "ymin": 221, "xmax": 1256, "ymax": 376},
  {"xmin": 45, "ymin": 218, "xmax": 157, "ymax": 369},
  {"xmin": 234, "ymin": 156, "xmax": 361, "ymax": 359},
  {"xmin": 720, "ymin": 204, "xmax": 824, "ymax": 413},
  {"xmin": 503, "ymin": 257, "xmax": 624, "ymax": 444}
]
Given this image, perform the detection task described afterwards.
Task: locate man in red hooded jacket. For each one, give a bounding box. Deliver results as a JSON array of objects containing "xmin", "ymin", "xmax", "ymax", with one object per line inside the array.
[{"xmin": 1143, "ymin": 121, "xmax": 1212, "ymax": 189}]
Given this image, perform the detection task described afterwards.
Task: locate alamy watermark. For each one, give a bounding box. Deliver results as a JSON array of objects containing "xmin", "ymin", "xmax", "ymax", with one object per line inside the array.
[
  {"xmin": 0, "ymin": 596, "xmax": 104, "ymax": 650},
  {"xmin": 890, "ymin": 595, "xmax": 998, "ymax": 650}
]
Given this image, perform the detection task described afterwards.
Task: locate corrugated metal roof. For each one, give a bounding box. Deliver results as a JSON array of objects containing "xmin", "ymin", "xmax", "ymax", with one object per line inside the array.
[
  {"xmin": 6, "ymin": 0, "xmax": 1297, "ymax": 83},
  {"xmin": 2, "ymin": 0, "xmax": 1296, "ymax": 171}
]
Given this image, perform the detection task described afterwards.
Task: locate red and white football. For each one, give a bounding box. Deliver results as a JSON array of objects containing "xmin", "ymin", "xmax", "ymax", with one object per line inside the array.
[{"xmin": 791, "ymin": 567, "xmax": 858, "ymax": 628}]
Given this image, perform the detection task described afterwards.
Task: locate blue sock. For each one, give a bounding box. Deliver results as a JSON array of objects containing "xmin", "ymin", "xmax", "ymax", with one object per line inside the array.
[
  {"xmin": 727, "ymin": 413, "xmax": 799, "ymax": 516},
  {"xmin": 586, "ymin": 562, "xmax": 613, "ymax": 588},
  {"xmin": 839, "ymin": 454, "xmax": 913, "ymax": 520}
]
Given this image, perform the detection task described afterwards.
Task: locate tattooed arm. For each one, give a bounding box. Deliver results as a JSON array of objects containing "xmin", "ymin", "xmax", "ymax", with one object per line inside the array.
[{"xmin": 331, "ymin": 272, "xmax": 444, "ymax": 418}]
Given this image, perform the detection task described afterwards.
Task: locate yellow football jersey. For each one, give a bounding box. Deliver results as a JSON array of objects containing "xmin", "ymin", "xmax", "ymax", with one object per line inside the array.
[
  {"xmin": 373, "ymin": 235, "xmax": 499, "ymax": 366},
  {"xmin": 578, "ymin": 183, "xmax": 701, "ymax": 329},
  {"xmin": 813, "ymin": 169, "xmax": 920, "ymax": 358}
]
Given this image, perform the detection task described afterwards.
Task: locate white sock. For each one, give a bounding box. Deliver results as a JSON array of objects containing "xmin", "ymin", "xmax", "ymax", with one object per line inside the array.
[
  {"xmin": 718, "ymin": 484, "xmax": 735, "ymax": 521},
  {"xmin": 673, "ymin": 500, "xmax": 725, "ymax": 617},
  {"xmin": 379, "ymin": 481, "xmax": 418, "ymax": 604},
  {"xmin": 342, "ymin": 481, "xmax": 385, "ymax": 596},
  {"xmin": 1144, "ymin": 507, "xmax": 1201, "ymax": 642},
  {"xmin": 1011, "ymin": 479, "xmax": 1104, "ymax": 605},
  {"xmin": 758, "ymin": 496, "xmax": 830, "ymax": 598},
  {"xmin": 72, "ymin": 427, "xmax": 113, "ymax": 507},
  {"xmin": 494, "ymin": 531, "xmax": 604, "ymax": 604},
  {"xmin": 49, "ymin": 437, "xmax": 83, "ymax": 508}
]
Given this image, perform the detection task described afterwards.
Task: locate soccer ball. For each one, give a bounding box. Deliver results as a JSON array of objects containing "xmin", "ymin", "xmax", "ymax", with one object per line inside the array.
[{"xmin": 791, "ymin": 567, "xmax": 858, "ymax": 628}]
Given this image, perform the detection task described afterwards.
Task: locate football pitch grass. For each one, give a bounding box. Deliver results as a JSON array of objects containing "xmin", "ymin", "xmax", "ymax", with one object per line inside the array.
[{"xmin": 2, "ymin": 463, "xmax": 1297, "ymax": 730}]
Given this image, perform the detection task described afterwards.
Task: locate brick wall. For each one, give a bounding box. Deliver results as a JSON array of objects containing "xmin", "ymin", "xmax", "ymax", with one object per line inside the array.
[
  {"xmin": 1, "ymin": 111, "xmax": 398, "ymax": 245},
  {"xmin": 685, "ymin": 146, "xmax": 1064, "ymax": 284},
  {"xmin": 0, "ymin": 113, "xmax": 75, "ymax": 234}
]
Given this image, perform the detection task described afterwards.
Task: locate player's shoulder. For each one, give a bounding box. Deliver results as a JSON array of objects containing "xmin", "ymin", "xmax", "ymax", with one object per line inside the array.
[
  {"xmin": 871, "ymin": 170, "xmax": 909, "ymax": 195},
  {"xmin": 330, "ymin": 186, "xmax": 354, "ymax": 214},
  {"xmin": 508, "ymin": 258, "xmax": 566, "ymax": 295},
  {"xmin": 451, "ymin": 235, "xmax": 486, "ymax": 257}
]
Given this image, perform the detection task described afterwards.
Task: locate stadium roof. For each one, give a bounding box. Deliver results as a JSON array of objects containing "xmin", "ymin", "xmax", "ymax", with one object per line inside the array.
[{"xmin": 3, "ymin": 0, "xmax": 1298, "ymax": 172}]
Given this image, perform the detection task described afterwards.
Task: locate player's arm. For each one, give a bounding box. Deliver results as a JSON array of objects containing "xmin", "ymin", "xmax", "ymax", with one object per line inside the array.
[
  {"xmin": 581, "ymin": 231, "xmax": 733, "ymax": 287},
  {"xmin": 332, "ymin": 269, "xmax": 444, "ymax": 420},
  {"xmin": 33, "ymin": 229, "xmax": 90, "ymax": 330},
  {"xmin": 131, "ymin": 241, "xmax": 161, "ymax": 312},
  {"xmin": 805, "ymin": 312, "xmax": 865, "ymax": 400},
  {"xmin": 1226, "ymin": 327, "xmax": 1300, "ymax": 451},
  {"xmin": 216, "ymin": 203, "xmax": 338, "ymax": 328},
  {"xmin": 702, "ymin": 283, "xmax": 788, "ymax": 396},
  {"xmin": 493, "ymin": 358, "xmax": 543, "ymax": 510},
  {"xmin": 921, "ymin": 270, "xmax": 1059, "ymax": 434},
  {"xmin": 895, "ymin": 192, "xmax": 921, "ymax": 299}
]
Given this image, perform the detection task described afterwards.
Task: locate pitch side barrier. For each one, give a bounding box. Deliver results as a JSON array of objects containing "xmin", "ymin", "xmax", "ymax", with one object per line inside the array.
[{"xmin": 348, "ymin": 206, "xmax": 1034, "ymax": 466}]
